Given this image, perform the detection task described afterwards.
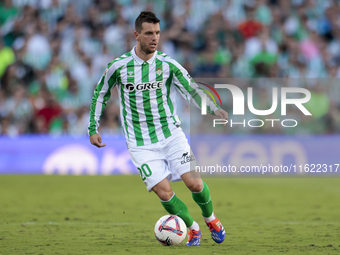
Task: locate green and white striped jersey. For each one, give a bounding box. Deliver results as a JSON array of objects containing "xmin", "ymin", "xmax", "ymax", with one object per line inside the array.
[{"xmin": 88, "ymin": 47, "xmax": 220, "ymax": 147}]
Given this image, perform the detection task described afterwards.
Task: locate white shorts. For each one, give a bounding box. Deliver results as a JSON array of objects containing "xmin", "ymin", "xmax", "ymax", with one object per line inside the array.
[{"xmin": 128, "ymin": 128, "xmax": 197, "ymax": 192}]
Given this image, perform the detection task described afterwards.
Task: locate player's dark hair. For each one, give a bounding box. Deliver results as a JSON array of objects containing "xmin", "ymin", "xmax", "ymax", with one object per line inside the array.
[{"xmin": 135, "ymin": 11, "xmax": 160, "ymax": 33}]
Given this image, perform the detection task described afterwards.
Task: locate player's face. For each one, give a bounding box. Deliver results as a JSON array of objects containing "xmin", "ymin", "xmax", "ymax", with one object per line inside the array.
[{"xmin": 136, "ymin": 22, "xmax": 160, "ymax": 54}]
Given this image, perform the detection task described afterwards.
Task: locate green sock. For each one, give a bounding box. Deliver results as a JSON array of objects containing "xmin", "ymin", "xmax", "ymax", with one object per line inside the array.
[
  {"xmin": 192, "ymin": 181, "xmax": 213, "ymax": 217},
  {"xmin": 161, "ymin": 194, "xmax": 194, "ymax": 227}
]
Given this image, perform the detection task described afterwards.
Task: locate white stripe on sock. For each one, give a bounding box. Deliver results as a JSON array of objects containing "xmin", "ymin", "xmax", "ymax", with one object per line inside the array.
[
  {"xmin": 203, "ymin": 212, "xmax": 216, "ymax": 223},
  {"xmin": 188, "ymin": 221, "xmax": 200, "ymax": 231}
]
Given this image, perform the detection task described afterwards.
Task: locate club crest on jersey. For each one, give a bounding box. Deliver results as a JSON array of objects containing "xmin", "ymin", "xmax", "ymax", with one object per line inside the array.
[
  {"xmin": 125, "ymin": 81, "xmax": 163, "ymax": 92},
  {"xmin": 156, "ymin": 68, "xmax": 163, "ymax": 76}
]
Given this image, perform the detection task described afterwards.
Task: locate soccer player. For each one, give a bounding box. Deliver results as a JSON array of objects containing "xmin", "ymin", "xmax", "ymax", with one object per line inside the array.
[{"xmin": 88, "ymin": 11, "xmax": 228, "ymax": 246}]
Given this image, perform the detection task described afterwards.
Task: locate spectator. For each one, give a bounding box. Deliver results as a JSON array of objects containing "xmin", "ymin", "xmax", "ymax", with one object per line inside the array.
[
  {"xmin": 0, "ymin": 116, "xmax": 18, "ymax": 136},
  {"xmin": 35, "ymin": 92, "xmax": 62, "ymax": 132},
  {"xmin": 0, "ymin": 0, "xmax": 18, "ymax": 25},
  {"xmin": 239, "ymin": 6, "xmax": 263, "ymax": 39},
  {"xmin": 4, "ymin": 85, "xmax": 33, "ymax": 133},
  {"xmin": 0, "ymin": 39, "xmax": 15, "ymax": 79}
]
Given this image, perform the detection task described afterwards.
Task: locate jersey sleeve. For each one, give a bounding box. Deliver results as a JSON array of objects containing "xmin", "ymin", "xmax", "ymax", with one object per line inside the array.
[
  {"xmin": 88, "ymin": 63, "xmax": 119, "ymax": 136},
  {"xmin": 169, "ymin": 59, "xmax": 221, "ymax": 115}
]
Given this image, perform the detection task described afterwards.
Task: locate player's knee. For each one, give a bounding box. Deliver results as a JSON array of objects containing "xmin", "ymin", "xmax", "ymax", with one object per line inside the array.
[
  {"xmin": 153, "ymin": 185, "xmax": 173, "ymax": 201},
  {"xmin": 158, "ymin": 190, "xmax": 174, "ymax": 201},
  {"xmin": 152, "ymin": 179, "xmax": 173, "ymax": 201},
  {"xmin": 188, "ymin": 180, "xmax": 203, "ymax": 193}
]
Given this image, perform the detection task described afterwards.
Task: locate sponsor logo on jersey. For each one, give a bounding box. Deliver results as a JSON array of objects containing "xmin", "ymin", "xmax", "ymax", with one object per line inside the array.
[
  {"xmin": 127, "ymin": 71, "xmax": 134, "ymax": 77},
  {"xmin": 125, "ymin": 81, "xmax": 163, "ymax": 92},
  {"xmin": 181, "ymin": 152, "xmax": 195, "ymax": 165},
  {"xmin": 125, "ymin": 83, "xmax": 135, "ymax": 91}
]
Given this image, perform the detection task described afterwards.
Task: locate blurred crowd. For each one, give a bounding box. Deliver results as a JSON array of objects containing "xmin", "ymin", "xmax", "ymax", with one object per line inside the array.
[{"xmin": 0, "ymin": 0, "xmax": 340, "ymax": 136}]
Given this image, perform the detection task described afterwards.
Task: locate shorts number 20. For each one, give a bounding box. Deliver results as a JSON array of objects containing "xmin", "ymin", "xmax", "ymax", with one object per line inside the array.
[{"xmin": 138, "ymin": 164, "xmax": 152, "ymax": 181}]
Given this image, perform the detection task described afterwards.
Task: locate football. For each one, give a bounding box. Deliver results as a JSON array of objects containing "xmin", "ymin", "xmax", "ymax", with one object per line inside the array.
[{"xmin": 154, "ymin": 215, "xmax": 187, "ymax": 246}]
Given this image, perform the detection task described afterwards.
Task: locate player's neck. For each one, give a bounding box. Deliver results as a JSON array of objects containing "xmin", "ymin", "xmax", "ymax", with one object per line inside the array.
[{"xmin": 135, "ymin": 45, "xmax": 155, "ymax": 62}]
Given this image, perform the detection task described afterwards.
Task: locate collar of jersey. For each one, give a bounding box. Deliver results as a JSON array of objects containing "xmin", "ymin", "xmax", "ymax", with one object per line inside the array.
[{"xmin": 131, "ymin": 46, "xmax": 157, "ymax": 65}]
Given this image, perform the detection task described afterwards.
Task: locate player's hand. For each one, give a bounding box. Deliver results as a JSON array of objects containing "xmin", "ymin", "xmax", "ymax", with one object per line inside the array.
[
  {"xmin": 214, "ymin": 109, "xmax": 228, "ymax": 120},
  {"xmin": 90, "ymin": 133, "xmax": 106, "ymax": 148}
]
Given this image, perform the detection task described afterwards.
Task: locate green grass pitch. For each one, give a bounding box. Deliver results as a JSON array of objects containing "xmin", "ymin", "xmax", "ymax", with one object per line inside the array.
[{"xmin": 1, "ymin": 175, "xmax": 340, "ymax": 254}]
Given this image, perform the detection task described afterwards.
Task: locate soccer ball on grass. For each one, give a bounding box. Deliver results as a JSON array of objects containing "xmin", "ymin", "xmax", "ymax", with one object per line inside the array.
[{"xmin": 154, "ymin": 215, "xmax": 187, "ymax": 246}]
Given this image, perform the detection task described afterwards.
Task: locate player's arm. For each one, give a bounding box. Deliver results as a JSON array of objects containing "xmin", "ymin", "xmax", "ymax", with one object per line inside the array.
[
  {"xmin": 88, "ymin": 64, "xmax": 118, "ymax": 148},
  {"xmin": 169, "ymin": 60, "xmax": 228, "ymax": 120}
]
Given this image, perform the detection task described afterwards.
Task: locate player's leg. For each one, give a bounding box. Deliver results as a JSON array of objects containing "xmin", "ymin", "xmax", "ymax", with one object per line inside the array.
[
  {"xmin": 181, "ymin": 173, "xmax": 212, "ymax": 217},
  {"xmin": 152, "ymin": 178, "xmax": 195, "ymax": 230},
  {"xmin": 163, "ymin": 130, "xmax": 202, "ymax": 246},
  {"xmin": 153, "ymin": 179, "xmax": 201, "ymax": 246},
  {"xmin": 182, "ymin": 173, "xmax": 225, "ymax": 244},
  {"xmin": 129, "ymin": 144, "xmax": 200, "ymax": 246}
]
